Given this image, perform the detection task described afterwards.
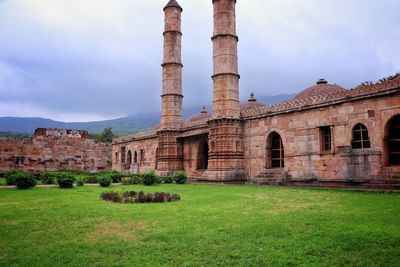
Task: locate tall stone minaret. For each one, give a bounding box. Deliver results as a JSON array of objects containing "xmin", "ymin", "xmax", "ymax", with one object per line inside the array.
[
  {"xmin": 206, "ymin": 0, "xmax": 246, "ymax": 182},
  {"xmin": 161, "ymin": 0, "xmax": 183, "ymax": 129},
  {"xmin": 157, "ymin": 0, "xmax": 184, "ymax": 175}
]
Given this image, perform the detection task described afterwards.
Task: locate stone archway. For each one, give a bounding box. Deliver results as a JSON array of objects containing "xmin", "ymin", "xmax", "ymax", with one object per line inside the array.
[
  {"xmin": 197, "ymin": 141, "xmax": 209, "ymax": 170},
  {"xmin": 126, "ymin": 150, "xmax": 132, "ymax": 170},
  {"xmin": 266, "ymin": 131, "xmax": 284, "ymax": 169}
]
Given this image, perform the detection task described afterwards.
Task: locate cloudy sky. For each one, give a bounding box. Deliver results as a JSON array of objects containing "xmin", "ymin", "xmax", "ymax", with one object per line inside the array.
[{"xmin": 0, "ymin": 0, "xmax": 399, "ymax": 122}]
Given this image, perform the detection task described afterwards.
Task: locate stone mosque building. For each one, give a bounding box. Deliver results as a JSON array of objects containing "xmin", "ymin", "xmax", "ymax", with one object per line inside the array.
[{"xmin": 112, "ymin": 0, "xmax": 400, "ymax": 187}]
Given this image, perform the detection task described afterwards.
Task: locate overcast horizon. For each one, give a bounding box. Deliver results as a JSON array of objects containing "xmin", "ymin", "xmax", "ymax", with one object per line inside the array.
[{"xmin": 0, "ymin": 0, "xmax": 399, "ymax": 122}]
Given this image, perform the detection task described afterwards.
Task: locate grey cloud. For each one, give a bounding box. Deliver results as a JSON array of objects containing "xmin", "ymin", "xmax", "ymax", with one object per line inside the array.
[{"xmin": 0, "ymin": 0, "xmax": 399, "ymax": 121}]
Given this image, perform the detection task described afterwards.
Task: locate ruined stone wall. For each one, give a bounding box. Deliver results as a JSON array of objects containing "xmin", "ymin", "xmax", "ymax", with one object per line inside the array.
[
  {"xmin": 243, "ymin": 92, "xmax": 400, "ymax": 181},
  {"xmin": 112, "ymin": 136, "xmax": 159, "ymax": 174},
  {"xmin": 0, "ymin": 128, "xmax": 112, "ymax": 173}
]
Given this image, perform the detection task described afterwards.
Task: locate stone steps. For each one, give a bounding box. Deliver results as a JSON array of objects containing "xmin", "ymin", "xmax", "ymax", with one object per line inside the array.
[{"xmin": 252, "ymin": 169, "xmax": 288, "ymax": 185}]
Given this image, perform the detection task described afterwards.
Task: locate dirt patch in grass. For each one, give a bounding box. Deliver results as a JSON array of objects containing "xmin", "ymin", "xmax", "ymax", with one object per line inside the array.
[{"xmin": 86, "ymin": 221, "xmax": 148, "ymax": 243}]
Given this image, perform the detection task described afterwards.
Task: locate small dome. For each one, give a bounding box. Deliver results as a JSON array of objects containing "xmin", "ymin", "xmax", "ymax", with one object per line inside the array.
[
  {"xmin": 294, "ymin": 79, "xmax": 346, "ymax": 99},
  {"xmin": 186, "ymin": 106, "xmax": 210, "ymax": 123},
  {"xmin": 240, "ymin": 92, "xmax": 265, "ymax": 111},
  {"xmin": 164, "ymin": 0, "xmax": 183, "ymax": 11}
]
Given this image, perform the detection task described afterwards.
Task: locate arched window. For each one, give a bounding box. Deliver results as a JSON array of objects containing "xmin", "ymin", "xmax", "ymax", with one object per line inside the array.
[
  {"xmin": 387, "ymin": 115, "xmax": 400, "ymax": 165},
  {"xmin": 266, "ymin": 132, "xmax": 284, "ymax": 168},
  {"xmin": 140, "ymin": 149, "xmax": 145, "ymax": 163},
  {"xmin": 114, "ymin": 152, "xmax": 118, "ymax": 164},
  {"xmin": 352, "ymin": 124, "xmax": 370, "ymax": 149},
  {"xmin": 121, "ymin": 147, "xmax": 126, "ymax": 163},
  {"xmin": 133, "ymin": 151, "xmax": 137, "ymax": 164},
  {"xmin": 155, "ymin": 147, "xmax": 159, "ymax": 170},
  {"xmin": 126, "ymin": 150, "xmax": 132, "ymax": 170}
]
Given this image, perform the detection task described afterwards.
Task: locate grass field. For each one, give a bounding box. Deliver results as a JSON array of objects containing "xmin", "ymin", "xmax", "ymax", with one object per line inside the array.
[{"xmin": 0, "ymin": 184, "xmax": 399, "ymax": 266}]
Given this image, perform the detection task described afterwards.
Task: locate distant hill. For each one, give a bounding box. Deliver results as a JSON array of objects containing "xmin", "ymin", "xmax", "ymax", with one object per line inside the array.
[
  {"xmin": 0, "ymin": 94, "xmax": 295, "ymax": 136},
  {"xmin": 0, "ymin": 115, "xmax": 159, "ymax": 136}
]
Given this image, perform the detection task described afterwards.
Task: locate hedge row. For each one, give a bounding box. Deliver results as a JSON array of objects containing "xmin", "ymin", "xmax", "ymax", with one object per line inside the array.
[{"xmin": 3, "ymin": 169, "xmax": 188, "ymax": 189}]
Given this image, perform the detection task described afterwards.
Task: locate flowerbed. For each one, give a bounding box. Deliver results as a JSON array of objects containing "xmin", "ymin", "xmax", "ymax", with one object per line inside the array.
[{"xmin": 100, "ymin": 191, "xmax": 181, "ymax": 204}]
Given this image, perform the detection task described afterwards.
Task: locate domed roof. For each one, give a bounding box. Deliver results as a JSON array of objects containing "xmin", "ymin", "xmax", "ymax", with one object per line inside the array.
[
  {"xmin": 185, "ymin": 106, "xmax": 211, "ymax": 124},
  {"xmin": 294, "ymin": 79, "xmax": 346, "ymax": 100},
  {"xmin": 164, "ymin": 0, "xmax": 182, "ymax": 11},
  {"xmin": 240, "ymin": 92, "xmax": 266, "ymax": 111}
]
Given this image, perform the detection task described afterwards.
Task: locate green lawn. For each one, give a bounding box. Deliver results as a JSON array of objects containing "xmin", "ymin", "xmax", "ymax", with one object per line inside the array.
[{"xmin": 0, "ymin": 184, "xmax": 399, "ymax": 266}]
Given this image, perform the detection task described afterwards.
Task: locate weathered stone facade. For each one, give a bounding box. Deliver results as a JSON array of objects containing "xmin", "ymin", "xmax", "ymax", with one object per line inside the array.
[
  {"xmin": 112, "ymin": 0, "xmax": 400, "ymax": 188},
  {"xmin": 0, "ymin": 128, "xmax": 112, "ymax": 173}
]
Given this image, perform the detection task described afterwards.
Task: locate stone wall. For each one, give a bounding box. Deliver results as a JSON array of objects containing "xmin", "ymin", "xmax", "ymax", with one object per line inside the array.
[
  {"xmin": 112, "ymin": 136, "xmax": 159, "ymax": 174},
  {"xmin": 243, "ymin": 92, "xmax": 400, "ymax": 182},
  {"xmin": 0, "ymin": 128, "xmax": 112, "ymax": 173}
]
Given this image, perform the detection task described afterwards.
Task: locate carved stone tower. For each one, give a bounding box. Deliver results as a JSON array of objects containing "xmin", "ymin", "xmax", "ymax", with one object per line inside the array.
[
  {"xmin": 205, "ymin": 0, "xmax": 246, "ymax": 181},
  {"xmin": 157, "ymin": 0, "xmax": 184, "ymax": 175}
]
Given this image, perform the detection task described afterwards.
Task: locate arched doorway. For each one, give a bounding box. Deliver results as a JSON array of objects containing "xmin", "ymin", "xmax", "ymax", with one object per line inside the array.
[
  {"xmin": 387, "ymin": 115, "xmax": 400, "ymax": 165},
  {"xmin": 266, "ymin": 132, "xmax": 284, "ymax": 168},
  {"xmin": 155, "ymin": 147, "xmax": 159, "ymax": 170},
  {"xmin": 134, "ymin": 151, "xmax": 138, "ymax": 164},
  {"xmin": 126, "ymin": 150, "xmax": 132, "ymax": 170},
  {"xmin": 197, "ymin": 141, "xmax": 209, "ymax": 170}
]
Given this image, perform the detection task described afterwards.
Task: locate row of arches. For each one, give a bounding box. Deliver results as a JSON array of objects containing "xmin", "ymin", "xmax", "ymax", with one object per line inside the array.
[
  {"xmin": 125, "ymin": 149, "xmax": 145, "ymax": 170},
  {"xmin": 265, "ymin": 115, "xmax": 400, "ymax": 169}
]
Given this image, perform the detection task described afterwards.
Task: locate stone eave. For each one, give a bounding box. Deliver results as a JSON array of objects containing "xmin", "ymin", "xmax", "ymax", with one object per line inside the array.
[
  {"xmin": 179, "ymin": 128, "xmax": 209, "ymax": 138},
  {"xmin": 112, "ymin": 131, "xmax": 158, "ymax": 145},
  {"xmin": 243, "ymin": 87, "xmax": 400, "ymax": 121}
]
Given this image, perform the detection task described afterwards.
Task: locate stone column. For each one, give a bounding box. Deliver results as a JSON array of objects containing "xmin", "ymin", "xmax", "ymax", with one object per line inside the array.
[
  {"xmin": 205, "ymin": 0, "xmax": 246, "ymax": 182},
  {"xmin": 157, "ymin": 0, "xmax": 184, "ymax": 175}
]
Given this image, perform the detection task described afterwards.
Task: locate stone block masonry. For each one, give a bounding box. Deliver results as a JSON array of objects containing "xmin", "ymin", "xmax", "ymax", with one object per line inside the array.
[{"xmin": 0, "ymin": 128, "xmax": 112, "ymax": 173}]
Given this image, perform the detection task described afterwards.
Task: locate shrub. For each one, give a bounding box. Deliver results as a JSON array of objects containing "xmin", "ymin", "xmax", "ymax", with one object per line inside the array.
[
  {"xmin": 5, "ymin": 169, "xmax": 21, "ymax": 185},
  {"xmin": 56, "ymin": 173, "xmax": 75, "ymax": 188},
  {"xmin": 98, "ymin": 176, "xmax": 112, "ymax": 187},
  {"xmin": 142, "ymin": 171, "xmax": 159, "ymax": 186},
  {"xmin": 121, "ymin": 177, "xmax": 131, "ymax": 185},
  {"xmin": 101, "ymin": 170, "xmax": 124, "ymax": 183},
  {"xmin": 162, "ymin": 175, "xmax": 174, "ymax": 184},
  {"xmin": 137, "ymin": 191, "xmax": 154, "ymax": 203},
  {"xmin": 122, "ymin": 191, "xmax": 137, "ymax": 198},
  {"xmin": 13, "ymin": 173, "xmax": 36, "ymax": 190},
  {"xmin": 100, "ymin": 191, "xmax": 121, "ymax": 202},
  {"xmin": 100, "ymin": 191, "xmax": 181, "ymax": 204},
  {"xmin": 76, "ymin": 178, "xmax": 84, "ymax": 186},
  {"xmin": 131, "ymin": 174, "xmax": 143, "ymax": 185},
  {"xmin": 41, "ymin": 172, "xmax": 56, "ymax": 185},
  {"xmin": 84, "ymin": 175, "xmax": 98, "ymax": 184},
  {"xmin": 173, "ymin": 171, "xmax": 188, "ymax": 184}
]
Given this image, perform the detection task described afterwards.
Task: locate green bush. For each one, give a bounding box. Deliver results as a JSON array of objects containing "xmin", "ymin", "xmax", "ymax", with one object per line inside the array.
[
  {"xmin": 5, "ymin": 169, "xmax": 21, "ymax": 185},
  {"xmin": 41, "ymin": 172, "xmax": 56, "ymax": 185},
  {"xmin": 163, "ymin": 175, "xmax": 174, "ymax": 184},
  {"xmin": 13, "ymin": 173, "xmax": 36, "ymax": 189},
  {"xmin": 100, "ymin": 170, "xmax": 124, "ymax": 183},
  {"xmin": 173, "ymin": 171, "xmax": 188, "ymax": 184},
  {"xmin": 76, "ymin": 178, "xmax": 84, "ymax": 186},
  {"xmin": 131, "ymin": 174, "xmax": 143, "ymax": 185},
  {"xmin": 98, "ymin": 176, "xmax": 112, "ymax": 187},
  {"xmin": 56, "ymin": 173, "xmax": 75, "ymax": 188},
  {"xmin": 84, "ymin": 175, "xmax": 98, "ymax": 184},
  {"xmin": 142, "ymin": 171, "xmax": 159, "ymax": 186},
  {"xmin": 121, "ymin": 177, "xmax": 131, "ymax": 185}
]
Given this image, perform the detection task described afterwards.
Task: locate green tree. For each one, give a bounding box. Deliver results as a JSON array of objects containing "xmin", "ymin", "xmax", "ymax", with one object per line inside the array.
[
  {"xmin": 89, "ymin": 127, "xmax": 116, "ymax": 143},
  {"xmin": 99, "ymin": 127, "xmax": 114, "ymax": 143}
]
